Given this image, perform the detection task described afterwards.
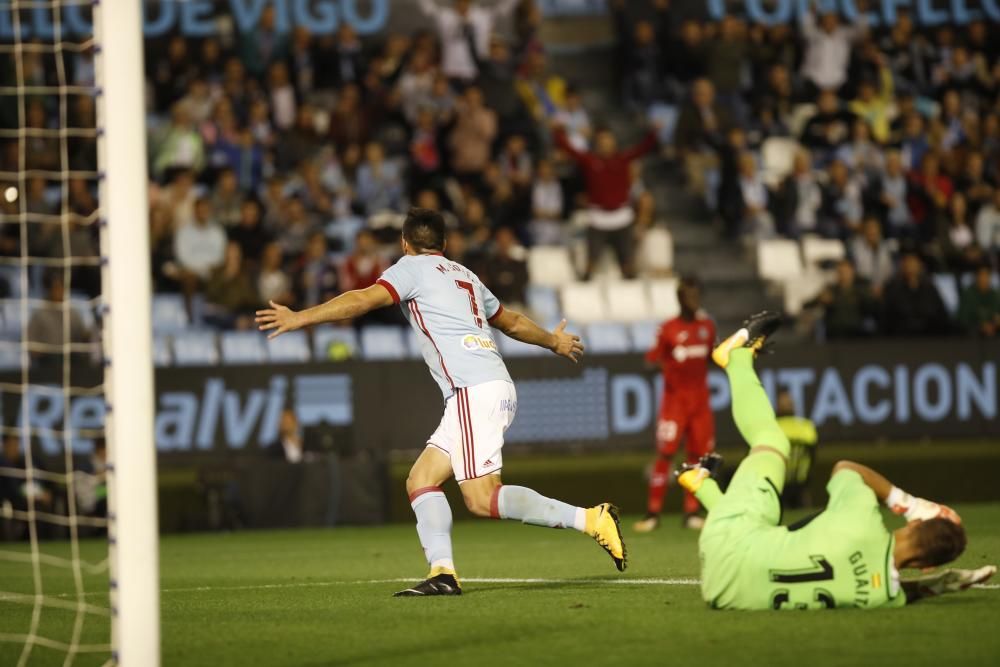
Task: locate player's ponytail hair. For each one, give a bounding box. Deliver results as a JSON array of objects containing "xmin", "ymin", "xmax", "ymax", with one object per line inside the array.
[{"xmin": 913, "ymin": 518, "xmax": 967, "ymax": 567}]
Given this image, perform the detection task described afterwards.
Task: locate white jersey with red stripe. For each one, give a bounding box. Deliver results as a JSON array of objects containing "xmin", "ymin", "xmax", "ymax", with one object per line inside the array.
[{"xmin": 377, "ymin": 253, "xmax": 513, "ymax": 399}]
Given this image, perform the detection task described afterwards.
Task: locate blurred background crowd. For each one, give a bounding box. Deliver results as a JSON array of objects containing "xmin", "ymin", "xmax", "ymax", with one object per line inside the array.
[{"xmin": 1, "ymin": 0, "xmax": 999, "ymax": 360}]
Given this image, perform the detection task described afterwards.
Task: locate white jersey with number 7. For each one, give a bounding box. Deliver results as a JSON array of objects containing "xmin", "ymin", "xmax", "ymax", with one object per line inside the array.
[{"xmin": 377, "ymin": 253, "xmax": 513, "ymax": 399}]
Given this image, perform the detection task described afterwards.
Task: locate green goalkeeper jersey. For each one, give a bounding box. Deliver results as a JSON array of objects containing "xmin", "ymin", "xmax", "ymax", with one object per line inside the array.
[{"xmin": 700, "ymin": 469, "xmax": 907, "ymax": 610}]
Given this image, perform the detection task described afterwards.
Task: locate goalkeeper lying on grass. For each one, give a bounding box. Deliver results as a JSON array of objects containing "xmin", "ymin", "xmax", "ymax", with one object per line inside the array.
[{"xmin": 677, "ymin": 312, "xmax": 995, "ymax": 610}]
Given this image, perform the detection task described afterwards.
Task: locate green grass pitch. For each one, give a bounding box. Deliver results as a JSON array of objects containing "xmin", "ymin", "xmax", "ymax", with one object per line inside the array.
[{"xmin": 1, "ymin": 504, "xmax": 998, "ymax": 666}]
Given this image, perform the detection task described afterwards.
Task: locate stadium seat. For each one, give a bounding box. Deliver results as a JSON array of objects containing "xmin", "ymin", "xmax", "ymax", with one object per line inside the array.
[
  {"xmin": 360, "ymin": 326, "xmax": 407, "ymax": 360},
  {"xmin": 172, "ymin": 331, "xmax": 219, "ymax": 366},
  {"xmin": 221, "ymin": 331, "xmax": 267, "ymax": 365},
  {"xmin": 636, "ymin": 227, "xmax": 674, "ymax": 276},
  {"xmin": 266, "ymin": 330, "xmax": 311, "ymax": 363},
  {"xmin": 604, "ymin": 281, "xmax": 651, "ymax": 322},
  {"xmin": 590, "ymin": 249, "xmax": 625, "ymax": 281},
  {"xmin": 586, "ymin": 322, "xmax": 631, "ymax": 354},
  {"xmin": 757, "ymin": 239, "xmax": 803, "ymax": 283},
  {"xmin": 528, "ymin": 246, "xmax": 577, "ymax": 287},
  {"xmin": 497, "ymin": 333, "xmax": 547, "ymax": 357},
  {"xmin": 0, "ymin": 300, "xmax": 23, "ymax": 339},
  {"xmin": 152, "ymin": 293, "xmax": 189, "ymax": 333},
  {"xmin": 630, "ymin": 320, "xmax": 660, "ymax": 353},
  {"xmin": 312, "ymin": 326, "xmax": 359, "ymax": 361},
  {"xmin": 0, "ymin": 265, "xmax": 20, "ymax": 297},
  {"xmin": 801, "ymin": 236, "xmax": 846, "ymax": 273},
  {"xmin": 70, "ymin": 298, "xmax": 97, "ymax": 331},
  {"xmin": 152, "ymin": 335, "xmax": 172, "ymax": 367},
  {"xmin": 526, "ymin": 285, "xmax": 562, "ymax": 323},
  {"xmin": 560, "ymin": 282, "xmax": 608, "ymax": 323},
  {"xmin": 405, "ymin": 327, "xmax": 424, "ymax": 359},
  {"xmin": 932, "ymin": 274, "xmax": 959, "ymax": 315},
  {"xmin": 761, "ymin": 137, "xmax": 799, "ymax": 187},
  {"xmin": 783, "ymin": 270, "xmax": 828, "ymax": 316},
  {"xmin": 647, "ymin": 278, "xmax": 681, "ymax": 320},
  {"xmin": 0, "ymin": 341, "xmax": 20, "ymax": 370}
]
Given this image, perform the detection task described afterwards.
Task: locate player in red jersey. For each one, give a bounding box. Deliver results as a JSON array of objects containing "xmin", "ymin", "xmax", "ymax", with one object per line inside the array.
[{"xmin": 634, "ymin": 276, "xmax": 716, "ymax": 532}]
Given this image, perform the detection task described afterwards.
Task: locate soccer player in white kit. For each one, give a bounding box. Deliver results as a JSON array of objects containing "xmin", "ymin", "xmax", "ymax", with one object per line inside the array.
[{"xmin": 256, "ymin": 208, "xmax": 627, "ymax": 596}]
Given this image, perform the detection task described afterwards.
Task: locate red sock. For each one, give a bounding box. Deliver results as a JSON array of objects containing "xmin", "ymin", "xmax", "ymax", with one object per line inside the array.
[
  {"xmin": 647, "ymin": 457, "xmax": 672, "ymax": 515},
  {"xmin": 682, "ymin": 489, "xmax": 701, "ymax": 515}
]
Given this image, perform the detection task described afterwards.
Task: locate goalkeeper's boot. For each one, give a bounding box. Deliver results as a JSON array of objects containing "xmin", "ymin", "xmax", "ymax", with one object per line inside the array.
[
  {"xmin": 676, "ymin": 453, "xmax": 724, "ymax": 494},
  {"xmin": 585, "ymin": 503, "xmax": 628, "ymax": 571},
  {"xmin": 393, "ymin": 567, "xmax": 462, "ymax": 597},
  {"xmin": 633, "ymin": 514, "xmax": 660, "ymax": 533},
  {"xmin": 711, "ymin": 311, "xmax": 782, "ymax": 369}
]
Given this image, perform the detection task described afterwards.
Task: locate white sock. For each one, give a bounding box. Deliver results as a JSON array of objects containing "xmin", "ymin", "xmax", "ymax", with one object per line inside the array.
[
  {"xmin": 410, "ymin": 487, "xmax": 455, "ymax": 572},
  {"xmin": 496, "ymin": 485, "xmax": 586, "ymax": 533}
]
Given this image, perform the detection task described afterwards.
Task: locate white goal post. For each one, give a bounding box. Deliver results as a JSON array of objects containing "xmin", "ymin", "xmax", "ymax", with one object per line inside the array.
[{"xmin": 95, "ymin": 0, "xmax": 160, "ymax": 664}]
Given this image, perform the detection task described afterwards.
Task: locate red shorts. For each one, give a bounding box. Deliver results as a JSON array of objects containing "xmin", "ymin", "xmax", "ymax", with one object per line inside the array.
[{"xmin": 655, "ymin": 396, "xmax": 715, "ymax": 458}]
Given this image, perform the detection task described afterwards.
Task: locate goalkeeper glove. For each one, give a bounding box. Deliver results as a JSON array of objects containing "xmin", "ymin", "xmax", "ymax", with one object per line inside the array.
[
  {"xmin": 886, "ymin": 487, "xmax": 962, "ymax": 524},
  {"xmin": 904, "ymin": 565, "xmax": 996, "ymax": 598}
]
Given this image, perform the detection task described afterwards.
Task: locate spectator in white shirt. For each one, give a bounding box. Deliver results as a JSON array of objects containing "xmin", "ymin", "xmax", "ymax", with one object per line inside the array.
[
  {"xmin": 174, "ymin": 197, "xmax": 226, "ymax": 280},
  {"xmin": 775, "ymin": 149, "xmax": 822, "ymax": 238},
  {"xmin": 258, "ymin": 241, "xmax": 295, "ymax": 304},
  {"xmin": 356, "ymin": 141, "xmax": 406, "ymax": 216},
  {"xmin": 799, "ymin": 5, "xmax": 868, "ymax": 94},
  {"xmin": 877, "ymin": 150, "xmax": 913, "ymax": 238},
  {"xmin": 850, "ymin": 217, "xmax": 894, "ymax": 292},
  {"xmin": 737, "ymin": 152, "xmax": 774, "ymax": 239},
  {"xmin": 530, "ymin": 159, "xmax": 564, "ymax": 245},
  {"xmin": 267, "ymin": 61, "xmax": 297, "ymax": 131},
  {"xmin": 418, "ymin": 0, "xmax": 519, "ymax": 82},
  {"xmin": 397, "ymin": 48, "xmax": 437, "ymax": 124},
  {"xmin": 554, "ymin": 86, "xmax": 592, "ymax": 152},
  {"xmin": 976, "ymin": 188, "xmax": 1000, "ymax": 262}
]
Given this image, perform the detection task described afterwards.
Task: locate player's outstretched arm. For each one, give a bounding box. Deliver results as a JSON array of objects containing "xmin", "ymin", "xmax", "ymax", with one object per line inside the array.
[
  {"xmin": 832, "ymin": 460, "xmax": 961, "ymax": 524},
  {"xmin": 491, "ymin": 310, "xmax": 584, "ymax": 362},
  {"xmin": 255, "ymin": 284, "xmax": 395, "ymax": 340},
  {"xmin": 900, "ymin": 565, "xmax": 996, "ymax": 603}
]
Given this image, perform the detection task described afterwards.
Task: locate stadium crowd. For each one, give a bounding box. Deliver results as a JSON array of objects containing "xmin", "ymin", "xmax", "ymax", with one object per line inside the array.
[
  {"xmin": 613, "ymin": 0, "xmax": 1000, "ymax": 337},
  {"xmin": 1, "ymin": 0, "xmax": 999, "ymax": 348}
]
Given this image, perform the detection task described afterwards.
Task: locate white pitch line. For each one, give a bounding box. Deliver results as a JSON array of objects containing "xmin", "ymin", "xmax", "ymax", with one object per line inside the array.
[
  {"xmin": 156, "ymin": 577, "xmax": 702, "ymax": 594},
  {"xmin": 155, "ymin": 578, "xmax": 999, "ymax": 594}
]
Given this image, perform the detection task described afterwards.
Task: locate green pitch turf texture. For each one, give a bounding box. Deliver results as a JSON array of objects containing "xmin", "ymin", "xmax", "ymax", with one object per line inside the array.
[{"xmin": 1, "ymin": 505, "xmax": 998, "ymax": 666}]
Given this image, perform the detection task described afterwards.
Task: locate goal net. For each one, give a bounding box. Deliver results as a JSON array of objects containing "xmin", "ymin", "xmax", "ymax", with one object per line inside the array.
[{"xmin": 0, "ymin": 1, "xmax": 159, "ymax": 665}]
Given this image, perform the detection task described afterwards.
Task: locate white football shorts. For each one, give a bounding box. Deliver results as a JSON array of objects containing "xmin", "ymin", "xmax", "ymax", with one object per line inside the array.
[{"xmin": 426, "ymin": 380, "xmax": 517, "ymax": 482}]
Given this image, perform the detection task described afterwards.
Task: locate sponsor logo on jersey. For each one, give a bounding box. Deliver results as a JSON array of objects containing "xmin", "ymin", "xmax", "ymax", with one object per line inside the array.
[
  {"xmin": 499, "ymin": 399, "xmax": 517, "ymax": 413},
  {"xmin": 672, "ymin": 344, "xmax": 710, "ymax": 362},
  {"xmin": 699, "ymin": 327, "xmax": 708, "ymax": 339},
  {"xmin": 462, "ymin": 334, "xmax": 498, "ymax": 352},
  {"xmin": 677, "ymin": 331, "xmax": 689, "ymax": 343}
]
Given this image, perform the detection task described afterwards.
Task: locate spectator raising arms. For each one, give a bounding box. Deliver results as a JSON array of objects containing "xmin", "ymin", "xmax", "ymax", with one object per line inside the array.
[
  {"xmin": 418, "ymin": 0, "xmax": 519, "ymax": 83},
  {"xmin": 553, "ymin": 121, "xmax": 657, "ymax": 280}
]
